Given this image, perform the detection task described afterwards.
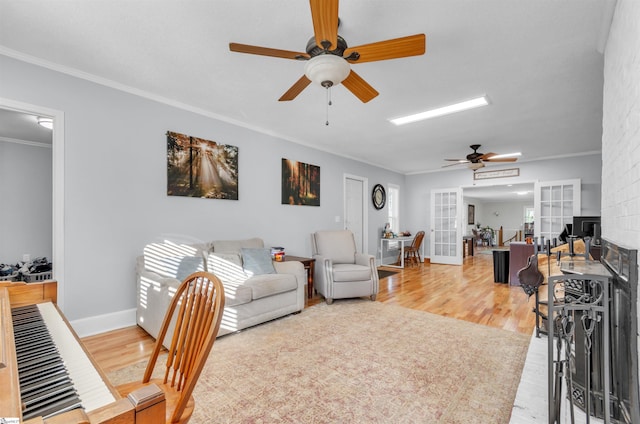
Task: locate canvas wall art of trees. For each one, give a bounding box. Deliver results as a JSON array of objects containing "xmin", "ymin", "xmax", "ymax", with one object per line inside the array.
[
  {"xmin": 167, "ymin": 131, "xmax": 238, "ymax": 199},
  {"xmin": 281, "ymin": 158, "xmax": 320, "ymax": 206}
]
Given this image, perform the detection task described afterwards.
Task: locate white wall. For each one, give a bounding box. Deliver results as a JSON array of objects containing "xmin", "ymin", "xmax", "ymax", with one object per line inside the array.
[
  {"xmin": 465, "ymin": 199, "xmax": 532, "ymax": 237},
  {"xmin": 0, "ymin": 141, "xmax": 52, "ymax": 262},
  {"xmin": 602, "ymin": 0, "xmax": 640, "ymax": 248},
  {"xmin": 405, "ymin": 153, "xmax": 602, "ymax": 256},
  {"xmin": 602, "ymin": 0, "xmax": 640, "ymax": 402},
  {"xmin": 0, "ymin": 55, "xmax": 405, "ymax": 328}
]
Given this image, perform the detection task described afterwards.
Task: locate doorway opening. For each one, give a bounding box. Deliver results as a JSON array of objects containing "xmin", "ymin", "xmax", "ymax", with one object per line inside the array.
[{"xmin": 0, "ymin": 97, "xmax": 65, "ymax": 309}]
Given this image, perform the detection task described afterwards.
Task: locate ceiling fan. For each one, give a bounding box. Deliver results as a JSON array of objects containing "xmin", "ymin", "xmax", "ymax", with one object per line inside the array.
[
  {"xmin": 443, "ymin": 144, "xmax": 520, "ymax": 171},
  {"xmin": 229, "ymin": 0, "xmax": 425, "ymax": 103}
]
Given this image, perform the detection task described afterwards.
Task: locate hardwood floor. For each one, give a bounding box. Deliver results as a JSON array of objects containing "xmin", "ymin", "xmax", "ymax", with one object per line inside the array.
[{"xmin": 82, "ymin": 248, "xmax": 537, "ymax": 374}]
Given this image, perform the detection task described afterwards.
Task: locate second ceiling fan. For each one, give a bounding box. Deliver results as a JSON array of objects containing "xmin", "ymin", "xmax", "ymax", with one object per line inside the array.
[
  {"xmin": 229, "ymin": 0, "xmax": 426, "ymax": 103},
  {"xmin": 443, "ymin": 144, "xmax": 520, "ymax": 171}
]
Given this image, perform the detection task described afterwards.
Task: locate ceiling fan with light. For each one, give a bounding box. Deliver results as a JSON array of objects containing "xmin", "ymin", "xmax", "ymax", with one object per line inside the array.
[
  {"xmin": 228, "ymin": 0, "xmax": 425, "ymax": 103},
  {"xmin": 443, "ymin": 144, "xmax": 521, "ymax": 171}
]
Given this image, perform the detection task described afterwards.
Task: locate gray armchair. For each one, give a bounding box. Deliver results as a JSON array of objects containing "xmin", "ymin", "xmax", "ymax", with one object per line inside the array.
[{"xmin": 310, "ymin": 230, "xmax": 379, "ymax": 304}]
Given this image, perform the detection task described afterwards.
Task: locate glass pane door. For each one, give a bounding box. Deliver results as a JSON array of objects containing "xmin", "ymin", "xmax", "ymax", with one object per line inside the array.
[
  {"xmin": 534, "ymin": 179, "xmax": 581, "ymax": 246},
  {"xmin": 430, "ymin": 188, "xmax": 463, "ymax": 265}
]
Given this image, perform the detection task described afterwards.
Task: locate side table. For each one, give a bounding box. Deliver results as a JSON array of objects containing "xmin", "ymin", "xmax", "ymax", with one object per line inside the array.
[{"xmin": 282, "ymin": 256, "xmax": 315, "ymax": 299}]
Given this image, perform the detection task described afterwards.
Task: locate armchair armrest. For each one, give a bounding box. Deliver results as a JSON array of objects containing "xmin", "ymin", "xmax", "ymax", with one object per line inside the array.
[
  {"xmin": 355, "ymin": 252, "xmax": 375, "ymax": 266},
  {"xmin": 355, "ymin": 253, "xmax": 379, "ymax": 287},
  {"xmin": 312, "ymin": 254, "xmax": 334, "ymax": 295}
]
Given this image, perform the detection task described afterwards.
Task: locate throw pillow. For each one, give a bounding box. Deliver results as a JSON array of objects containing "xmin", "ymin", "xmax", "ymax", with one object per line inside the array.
[
  {"xmin": 207, "ymin": 252, "xmax": 247, "ymax": 284},
  {"xmin": 175, "ymin": 256, "xmax": 205, "ymax": 281},
  {"xmin": 241, "ymin": 248, "xmax": 276, "ymax": 275}
]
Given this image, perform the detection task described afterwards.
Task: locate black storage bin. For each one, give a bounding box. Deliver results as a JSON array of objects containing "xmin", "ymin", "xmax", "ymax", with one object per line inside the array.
[{"xmin": 492, "ymin": 250, "xmax": 510, "ymax": 283}]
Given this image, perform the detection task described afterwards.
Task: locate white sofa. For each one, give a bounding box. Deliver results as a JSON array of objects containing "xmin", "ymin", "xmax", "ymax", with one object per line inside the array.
[{"xmin": 136, "ymin": 238, "xmax": 305, "ymax": 342}]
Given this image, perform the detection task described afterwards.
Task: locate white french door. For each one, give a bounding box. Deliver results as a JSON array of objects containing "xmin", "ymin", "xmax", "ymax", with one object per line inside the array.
[
  {"xmin": 430, "ymin": 187, "xmax": 463, "ymax": 265},
  {"xmin": 534, "ymin": 179, "xmax": 581, "ymax": 244}
]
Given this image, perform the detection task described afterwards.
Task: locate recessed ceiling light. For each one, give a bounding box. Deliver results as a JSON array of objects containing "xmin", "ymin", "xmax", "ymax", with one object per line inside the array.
[
  {"xmin": 37, "ymin": 117, "xmax": 53, "ymax": 130},
  {"xmin": 389, "ymin": 96, "xmax": 489, "ymax": 126}
]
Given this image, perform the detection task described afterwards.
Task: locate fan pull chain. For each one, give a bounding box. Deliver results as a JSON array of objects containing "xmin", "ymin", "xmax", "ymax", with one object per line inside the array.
[{"xmin": 325, "ymin": 87, "xmax": 332, "ymax": 126}]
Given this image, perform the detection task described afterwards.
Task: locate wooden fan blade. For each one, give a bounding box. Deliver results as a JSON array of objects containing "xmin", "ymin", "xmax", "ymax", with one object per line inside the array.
[
  {"xmin": 230, "ymin": 43, "xmax": 309, "ymax": 60},
  {"xmin": 442, "ymin": 161, "xmax": 469, "ymax": 168},
  {"xmin": 479, "ymin": 152, "xmax": 496, "ymax": 159},
  {"xmin": 481, "ymin": 152, "xmax": 519, "ymax": 162},
  {"xmin": 341, "ymin": 70, "xmax": 379, "ymax": 103},
  {"xmin": 484, "ymin": 157, "xmax": 518, "ymax": 162},
  {"xmin": 310, "ymin": 0, "xmax": 339, "ymax": 51},
  {"xmin": 343, "ymin": 34, "xmax": 425, "ymax": 63},
  {"xmin": 279, "ymin": 76, "xmax": 312, "ymax": 101}
]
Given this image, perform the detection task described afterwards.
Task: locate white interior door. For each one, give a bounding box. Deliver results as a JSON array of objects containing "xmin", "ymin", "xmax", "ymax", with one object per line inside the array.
[
  {"xmin": 430, "ymin": 187, "xmax": 463, "ymax": 265},
  {"xmin": 344, "ymin": 174, "xmax": 367, "ymax": 253}
]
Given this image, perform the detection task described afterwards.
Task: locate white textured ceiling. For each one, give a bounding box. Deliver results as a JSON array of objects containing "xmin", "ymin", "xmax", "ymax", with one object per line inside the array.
[{"xmin": 0, "ymin": 0, "xmax": 611, "ymax": 174}]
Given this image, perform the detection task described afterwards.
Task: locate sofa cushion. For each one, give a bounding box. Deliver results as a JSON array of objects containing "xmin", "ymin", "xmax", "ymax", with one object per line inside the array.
[
  {"xmin": 241, "ymin": 248, "xmax": 276, "ymax": 275},
  {"xmin": 143, "ymin": 242, "xmax": 205, "ymax": 278},
  {"xmin": 211, "ymin": 238, "xmax": 264, "ymax": 253},
  {"xmin": 331, "ymin": 263, "xmax": 372, "ymax": 282},
  {"xmin": 220, "ymin": 280, "xmax": 253, "ymax": 307},
  {"xmin": 244, "ymin": 273, "xmax": 297, "ymax": 300},
  {"xmin": 173, "ymin": 256, "xmax": 205, "ymax": 281},
  {"xmin": 148, "ymin": 255, "xmax": 204, "ymax": 280},
  {"xmin": 313, "ymin": 230, "xmax": 356, "ymax": 264},
  {"xmin": 207, "ymin": 252, "xmax": 246, "ymax": 280}
]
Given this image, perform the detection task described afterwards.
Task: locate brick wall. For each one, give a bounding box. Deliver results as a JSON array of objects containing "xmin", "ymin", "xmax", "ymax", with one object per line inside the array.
[
  {"xmin": 602, "ymin": 0, "xmax": 640, "ymax": 404},
  {"xmin": 602, "ymin": 0, "xmax": 640, "ymax": 248}
]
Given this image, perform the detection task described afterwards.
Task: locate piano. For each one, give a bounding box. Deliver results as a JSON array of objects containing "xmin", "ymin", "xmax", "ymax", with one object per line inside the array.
[{"xmin": 0, "ymin": 281, "xmax": 165, "ymax": 424}]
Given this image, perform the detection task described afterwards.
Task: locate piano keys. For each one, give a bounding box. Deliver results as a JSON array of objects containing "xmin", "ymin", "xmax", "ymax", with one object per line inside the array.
[
  {"xmin": 0, "ymin": 281, "xmax": 165, "ymax": 424},
  {"xmin": 12, "ymin": 302, "xmax": 119, "ymax": 420},
  {"xmin": 12, "ymin": 303, "xmax": 83, "ymax": 420}
]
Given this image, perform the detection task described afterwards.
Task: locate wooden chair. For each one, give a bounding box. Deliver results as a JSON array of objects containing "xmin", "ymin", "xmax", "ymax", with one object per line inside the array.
[
  {"xmin": 403, "ymin": 231, "xmax": 425, "ymax": 266},
  {"xmin": 471, "ymin": 228, "xmax": 483, "ymax": 246},
  {"xmin": 116, "ymin": 272, "xmax": 225, "ymax": 423}
]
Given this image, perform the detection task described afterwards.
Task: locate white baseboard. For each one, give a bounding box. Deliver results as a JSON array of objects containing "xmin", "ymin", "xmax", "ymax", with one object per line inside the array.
[{"xmin": 70, "ymin": 308, "xmax": 137, "ymax": 338}]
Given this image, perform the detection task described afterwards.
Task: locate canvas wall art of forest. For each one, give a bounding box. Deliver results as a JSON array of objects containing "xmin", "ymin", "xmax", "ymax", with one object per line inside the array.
[
  {"xmin": 167, "ymin": 131, "xmax": 238, "ymax": 199},
  {"xmin": 281, "ymin": 158, "xmax": 320, "ymax": 206}
]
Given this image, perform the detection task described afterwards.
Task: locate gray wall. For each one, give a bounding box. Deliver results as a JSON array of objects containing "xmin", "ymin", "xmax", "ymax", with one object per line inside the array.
[
  {"xmin": 0, "ymin": 55, "xmax": 404, "ymax": 328},
  {"xmin": 0, "ymin": 141, "xmax": 52, "ymax": 262},
  {"xmin": 405, "ymin": 153, "xmax": 603, "ymax": 256},
  {"xmin": 465, "ymin": 199, "xmax": 532, "ymax": 236}
]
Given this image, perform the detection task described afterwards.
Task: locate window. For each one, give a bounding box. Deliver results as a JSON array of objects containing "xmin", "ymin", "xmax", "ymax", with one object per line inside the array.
[{"xmin": 388, "ymin": 184, "xmax": 400, "ymax": 233}]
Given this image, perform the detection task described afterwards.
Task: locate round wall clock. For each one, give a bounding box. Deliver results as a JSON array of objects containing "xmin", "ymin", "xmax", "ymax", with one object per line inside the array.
[{"xmin": 372, "ymin": 184, "xmax": 386, "ymax": 210}]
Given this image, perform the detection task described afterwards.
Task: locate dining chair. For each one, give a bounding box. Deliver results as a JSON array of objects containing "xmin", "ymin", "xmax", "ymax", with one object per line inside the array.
[
  {"xmin": 403, "ymin": 231, "xmax": 425, "ymax": 266},
  {"xmin": 116, "ymin": 272, "xmax": 225, "ymax": 423}
]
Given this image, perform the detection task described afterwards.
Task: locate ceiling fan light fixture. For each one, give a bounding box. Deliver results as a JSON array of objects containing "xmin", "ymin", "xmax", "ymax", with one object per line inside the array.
[
  {"xmin": 468, "ymin": 162, "xmax": 485, "ymax": 171},
  {"xmin": 389, "ymin": 96, "xmax": 490, "ymax": 126},
  {"xmin": 304, "ymin": 54, "xmax": 350, "ymax": 88}
]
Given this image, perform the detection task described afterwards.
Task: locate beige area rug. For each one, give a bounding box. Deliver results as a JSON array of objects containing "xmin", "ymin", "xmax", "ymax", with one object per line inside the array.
[{"xmin": 108, "ymin": 301, "xmax": 530, "ymax": 423}]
